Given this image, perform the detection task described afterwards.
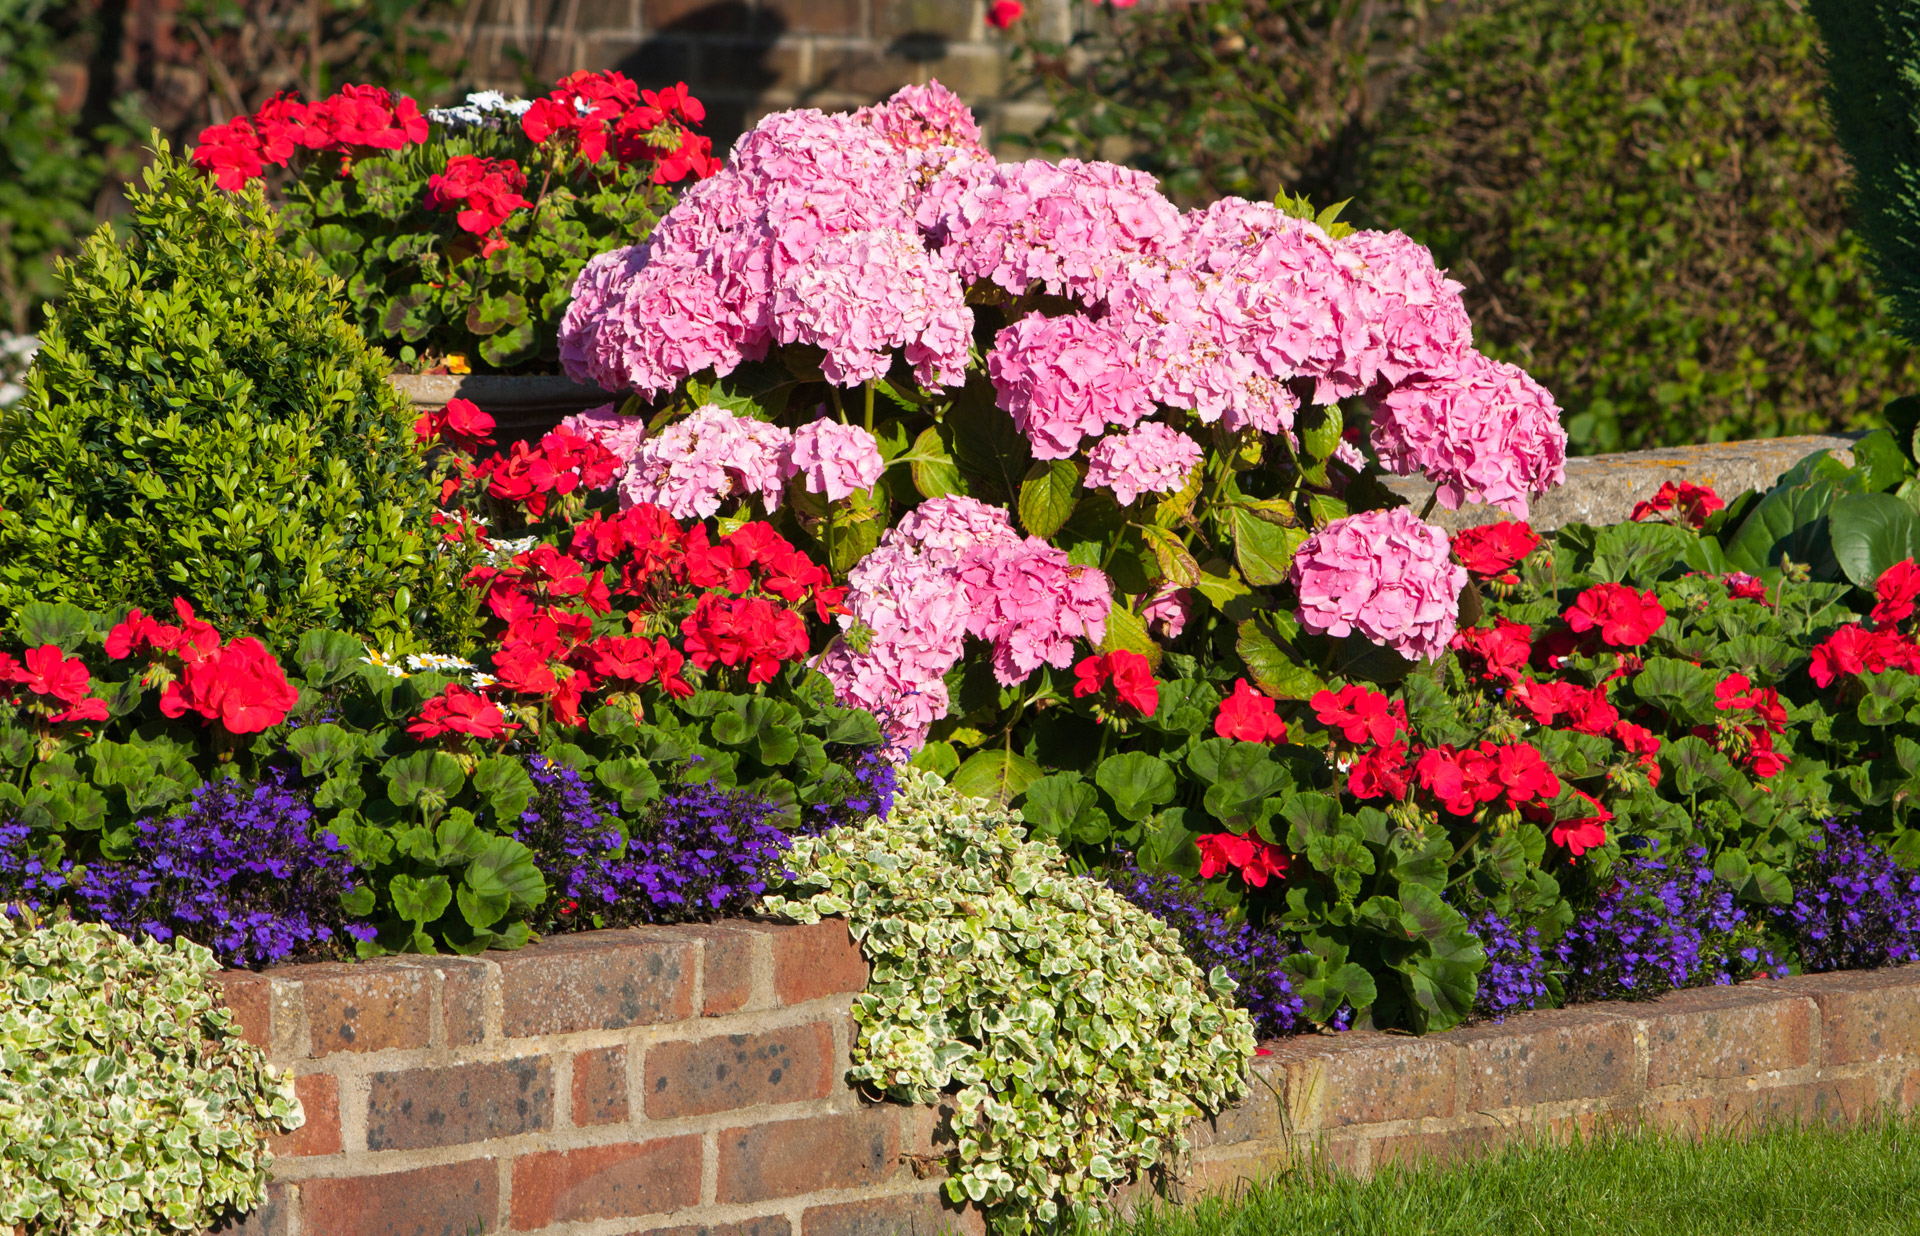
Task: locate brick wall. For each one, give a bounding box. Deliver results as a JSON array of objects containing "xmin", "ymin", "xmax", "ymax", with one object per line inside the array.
[
  {"xmin": 208, "ymin": 924, "xmax": 1920, "ymax": 1236},
  {"xmin": 453, "ymin": 0, "xmax": 1073, "ymax": 152}
]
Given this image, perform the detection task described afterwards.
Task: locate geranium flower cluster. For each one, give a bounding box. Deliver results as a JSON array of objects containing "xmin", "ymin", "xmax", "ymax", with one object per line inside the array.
[
  {"xmin": 425, "ymin": 156, "xmax": 530, "ymax": 235},
  {"xmin": 0, "ymin": 644, "xmax": 108, "ymax": 724},
  {"xmin": 447, "ymin": 506, "xmax": 842, "ymax": 729},
  {"xmin": 106, "ymin": 599, "xmax": 300, "ymax": 734},
  {"xmin": 1631, "ymin": 480, "xmax": 1725, "ymax": 527},
  {"xmin": 1196, "ymin": 832, "xmax": 1291, "ymax": 887},
  {"xmin": 191, "ymin": 84, "xmax": 429, "ymax": 188},
  {"xmin": 1809, "ymin": 559, "xmax": 1920, "ymax": 688},
  {"xmin": 1450, "ymin": 519, "xmax": 1540, "ymax": 589},
  {"xmin": 520, "ymin": 71, "xmax": 717, "ymax": 182}
]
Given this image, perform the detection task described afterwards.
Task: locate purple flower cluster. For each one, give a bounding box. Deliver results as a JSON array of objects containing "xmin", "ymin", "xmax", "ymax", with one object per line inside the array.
[
  {"xmin": 1778, "ymin": 818, "xmax": 1920, "ymax": 973},
  {"xmin": 804, "ymin": 749, "xmax": 899, "ymax": 835},
  {"xmin": 1467, "ymin": 909, "xmax": 1550, "ymax": 1021},
  {"xmin": 1106, "ymin": 859, "xmax": 1305, "ymax": 1040},
  {"xmin": 512, "ymin": 756, "xmax": 797, "ymax": 928},
  {"xmin": 1554, "ymin": 845, "xmax": 1776, "ymax": 1002},
  {"xmin": 64, "ymin": 774, "xmax": 367, "ymax": 969},
  {"xmin": 0, "ymin": 819, "xmax": 73, "ymax": 912}
]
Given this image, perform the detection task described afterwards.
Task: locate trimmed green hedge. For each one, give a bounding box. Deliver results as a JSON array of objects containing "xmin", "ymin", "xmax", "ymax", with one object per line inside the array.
[{"xmin": 1357, "ymin": 0, "xmax": 1915, "ymax": 453}]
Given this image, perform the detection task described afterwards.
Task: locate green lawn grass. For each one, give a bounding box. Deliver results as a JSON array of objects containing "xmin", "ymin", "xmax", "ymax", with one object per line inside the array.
[{"xmin": 1115, "ymin": 1117, "xmax": 1920, "ymax": 1236}]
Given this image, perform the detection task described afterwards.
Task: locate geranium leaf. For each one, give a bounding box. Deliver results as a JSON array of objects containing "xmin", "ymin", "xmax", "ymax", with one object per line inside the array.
[{"xmin": 1018, "ymin": 458, "xmax": 1081, "ymax": 539}]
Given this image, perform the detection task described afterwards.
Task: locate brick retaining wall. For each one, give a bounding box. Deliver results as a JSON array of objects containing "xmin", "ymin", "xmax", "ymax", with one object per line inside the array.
[{"xmin": 208, "ymin": 926, "xmax": 1920, "ymax": 1236}]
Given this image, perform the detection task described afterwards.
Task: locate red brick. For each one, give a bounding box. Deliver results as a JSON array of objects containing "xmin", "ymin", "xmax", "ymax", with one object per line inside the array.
[
  {"xmin": 645, "ymin": 1021, "xmax": 836, "ymax": 1119},
  {"xmin": 1191, "ymin": 1071, "xmax": 1282, "ymax": 1149},
  {"xmin": 216, "ymin": 1181, "xmax": 292, "ymax": 1236},
  {"xmin": 573, "ymin": 1045, "xmax": 631, "ymax": 1126},
  {"xmin": 1454, "ymin": 1007, "xmax": 1637, "ymax": 1110},
  {"xmin": 1780, "ymin": 968, "xmax": 1920, "ymax": 1065},
  {"xmin": 300, "ymin": 1160, "xmax": 498, "ymax": 1236},
  {"xmin": 718, "ymin": 1109, "xmax": 902, "ymax": 1203},
  {"xmin": 801, "ymin": 1188, "xmax": 983, "ymax": 1236},
  {"xmin": 900, "ymin": 1098, "xmax": 958, "ymax": 1177},
  {"xmin": 1183, "ymin": 1148, "xmax": 1296, "ymax": 1198},
  {"xmin": 679, "ymin": 923, "xmax": 761, "ymax": 1015},
  {"xmin": 509, "ymin": 1136, "xmax": 703, "ymax": 1228},
  {"xmin": 1705, "ymin": 1076, "xmax": 1879, "ymax": 1128},
  {"xmin": 767, "ymin": 920, "xmax": 868, "ymax": 1005},
  {"xmin": 289, "ymin": 963, "xmax": 432, "ymax": 1057},
  {"xmin": 1905, "ymin": 1067, "xmax": 1920, "ymax": 1112},
  {"xmin": 1641, "ymin": 987, "xmax": 1813, "ymax": 1087},
  {"xmin": 761, "ymin": 0, "xmax": 865, "ymax": 35},
  {"xmin": 1261, "ymin": 1031, "xmax": 1457, "ymax": 1130},
  {"xmin": 270, "ymin": 1073, "xmax": 341, "ymax": 1158},
  {"xmin": 648, "ymin": 1219, "xmax": 791, "ymax": 1236},
  {"xmin": 496, "ymin": 930, "xmax": 695, "ymax": 1037},
  {"xmin": 209, "ymin": 971, "xmax": 271, "ymax": 1052},
  {"xmin": 437, "ymin": 957, "xmax": 494, "ymax": 1046},
  {"xmin": 872, "ymin": 0, "xmax": 974, "ymax": 39},
  {"xmin": 643, "ymin": 0, "xmax": 749, "ymax": 32},
  {"xmin": 365, "ymin": 1057, "xmax": 553, "ymax": 1151}
]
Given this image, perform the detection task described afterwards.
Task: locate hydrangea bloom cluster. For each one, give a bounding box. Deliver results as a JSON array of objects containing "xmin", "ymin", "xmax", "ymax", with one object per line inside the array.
[
  {"xmin": 788, "ymin": 419, "xmax": 886, "ymax": 501},
  {"xmin": 1083, "ymin": 423, "xmax": 1203, "ymax": 506},
  {"xmin": 1554, "ymin": 844, "xmax": 1777, "ymax": 1002},
  {"xmin": 1465, "ymin": 908, "xmax": 1550, "ymax": 1021},
  {"xmin": 1105, "ymin": 859, "xmax": 1305, "ymax": 1040},
  {"xmin": 1291, "ymin": 508, "xmax": 1466, "ymax": 662},
  {"xmin": 64, "ymin": 774, "xmax": 369, "ymax": 969},
  {"xmin": 620, "ymin": 403, "xmax": 795, "ymax": 519},
  {"xmin": 558, "ymin": 402, "xmax": 650, "ymax": 475},
  {"xmin": 1340, "ymin": 228, "xmax": 1475, "ymax": 387},
  {"xmin": 775, "ymin": 228, "xmax": 971, "ymax": 387},
  {"xmin": 817, "ymin": 497, "xmax": 1020, "ymax": 748},
  {"xmin": 1777, "ymin": 817, "xmax": 1920, "ymax": 973},
  {"xmin": 955, "ymin": 538, "xmax": 1113, "ymax": 686},
  {"xmin": 987, "ymin": 312, "xmax": 1154, "ymax": 459},
  {"xmin": 1369, "ymin": 352, "xmax": 1568, "ymax": 517}
]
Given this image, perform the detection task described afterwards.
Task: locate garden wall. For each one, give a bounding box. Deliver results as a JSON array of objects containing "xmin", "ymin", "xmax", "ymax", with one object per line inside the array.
[{"xmin": 208, "ymin": 924, "xmax": 1920, "ymax": 1236}]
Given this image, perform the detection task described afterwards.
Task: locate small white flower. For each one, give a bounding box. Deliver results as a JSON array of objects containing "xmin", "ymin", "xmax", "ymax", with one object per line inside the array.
[
  {"xmin": 406, "ymin": 652, "xmax": 476, "ymax": 673},
  {"xmin": 469, "ymin": 672, "xmax": 499, "ymax": 690}
]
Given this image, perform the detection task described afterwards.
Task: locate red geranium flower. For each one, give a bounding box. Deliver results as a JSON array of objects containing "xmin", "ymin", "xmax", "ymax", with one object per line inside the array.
[
  {"xmin": 50, "ymin": 698, "xmax": 111, "ymax": 724},
  {"xmin": 425, "ymin": 154, "xmax": 530, "ymax": 235},
  {"xmin": 1415, "ymin": 744, "xmax": 1502, "ymax": 816},
  {"xmin": 1451, "ymin": 618, "xmax": 1533, "ymax": 683},
  {"xmin": 1310, "ymin": 683, "xmax": 1400, "ymax": 746},
  {"xmin": 1196, "ymin": 832, "xmax": 1290, "ymax": 887},
  {"xmin": 1348, "ymin": 739, "xmax": 1413, "ymax": 801},
  {"xmin": 1872, "ymin": 559, "xmax": 1920, "ymax": 628},
  {"xmin": 1487, "ymin": 742, "xmax": 1559, "ymax": 805},
  {"xmin": 1450, "ymin": 521, "xmax": 1540, "ymax": 580},
  {"xmin": 986, "ymin": 0, "xmax": 1025, "ymax": 28},
  {"xmin": 1564, "ymin": 583, "xmax": 1667, "ymax": 647},
  {"xmin": 1508, "ymin": 678, "xmax": 1618, "ymax": 736},
  {"xmin": 104, "ymin": 599, "xmax": 222, "ymax": 663},
  {"xmin": 13, "ymin": 645, "xmax": 92, "ymax": 704},
  {"xmin": 1072, "ymin": 651, "xmax": 1159, "ymax": 716},
  {"xmin": 680, "ymin": 594, "xmax": 808, "ymax": 684},
  {"xmin": 1723, "ymin": 572, "xmax": 1770, "ymax": 605},
  {"xmin": 1215, "ymin": 679, "xmax": 1288, "ymax": 743},
  {"xmin": 408, "ymin": 684, "xmax": 514, "ymax": 740},
  {"xmin": 1544, "ymin": 791, "xmax": 1611, "ymax": 857},
  {"xmin": 1631, "ymin": 480, "xmax": 1724, "ymax": 528},
  {"xmin": 414, "ymin": 396, "xmax": 496, "ymax": 452},
  {"xmin": 158, "ymin": 637, "xmax": 299, "ymax": 733}
]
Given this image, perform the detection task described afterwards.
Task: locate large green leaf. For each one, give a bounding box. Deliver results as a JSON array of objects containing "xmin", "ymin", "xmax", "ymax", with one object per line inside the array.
[
  {"xmin": 951, "ymin": 748, "xmax": 1043, "ymax": 803},
  {"xmin": 1094, "ymin": 752, "xmax": 1178, "ymax": 823},
  {"xmin": 1228, "ymin": 505, "xmax": 1307, "ymax": 586},
  {"xmin": 1020, "ymin": 773, "xmax": 1109, "ymax": 842},
  {"xmin": 382, "ymin": 750, "xmax": 467, "ymax": 816},
  {"xmin": 1018, "ymin": 458, "xmax": 1081, "ymax": 538},
  {"xmin": 909, "ymin": 425, "xmax": 964, "ymax": 499},
  {"xmin": 1829, "ymin": 491, "xmax": 1920, "ymax": 588},
  {"xmin": 1720, "ymin": 478, "xmax": 1838, "ymax": 579},
  {"xmin": 1237, "ymin": 614, "xmax": 1324, "ymax": 700}
]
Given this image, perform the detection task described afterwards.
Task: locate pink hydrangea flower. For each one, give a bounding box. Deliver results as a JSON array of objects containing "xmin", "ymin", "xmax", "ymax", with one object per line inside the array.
[
  {"xmin": 557, "ymin": 403, "xmax": 648, "ymax": 482},
  {"xmin": 854, "ymin": 80, "xmax": 984, "ymax": 152},
  {"xmin": 1142, "ymin": 584, "xmax": 1195, "ymax": 640},
  {"xmin": 890, "ymin": 495, "xmax": 1021, "ymax": 564},
  {"xmin": 1339, "ymin": 228, "xmax": 1474, "ymax": 389},
  {"xmin": 955, "ymin": 538, "xmax": 1112, "ymax": 685},
  {"xmin": 1084, "ymin": 422, "xmax": 1202, "ymax": 506},
  {"xmin": 789, "ymin": 420, "xmax": 886, "ymax": 501},
  {"xmin": 988, "ymin": 311, "xmax": 1155, "ymax": 459},
  {"xmin": 937, "ymin": 158, "xmax": 1183, "ymax": 305},
  {"xmin": 561, "ymin": 245, "xmax": 749, "ymax": 397},
  {"xmin": 773, "ymin": 228, "xmax": 972, "ymax": 388},
  {"xmin": 619, "ymin": 404, "xmax": 795, "ymax": 519},
  {"xmin": 1103, "ymin": 263, "xmax": 1267, "ymax": 430},
  {"xmin": 1368, "ymin": 350, "xmax": 1569, "ymax": 518},
  {"xmin": 1291, "ymin": 508, "xmax": 1466, "ymax": 663}
]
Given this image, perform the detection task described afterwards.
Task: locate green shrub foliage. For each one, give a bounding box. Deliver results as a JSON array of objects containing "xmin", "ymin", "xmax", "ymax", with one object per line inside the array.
[
  {"xmin": 0, "ymin": 914, "xmax": 302, "ymax": 1235},
  {"xmin": 1358, "ymin": 0, "xmax": 1915, "ymax": 453},
  {"xmin": 765, "ymin": 773, "xmax": 1256, "ymax": 1234},
  {"xmin": 0, "ymin": 143, "xmax": 480, "ymax": 655},
  {"xmin": 1810, "ymin": 0, "xmax": 1920, "ymax": 347}
]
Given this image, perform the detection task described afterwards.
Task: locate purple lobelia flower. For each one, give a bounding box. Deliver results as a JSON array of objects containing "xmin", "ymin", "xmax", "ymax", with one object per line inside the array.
[
  {"xmin": 803, "ymin": 749, "xmax": 899, "ymax": 836},
  {"xmin": 0, "ymin": 819, "xmax": 76, "ymax": 913},
  {"xmin": 1466, "ymin": 908, "xmax": 1550, "ymax": 1021},
  {"xmin": 1778, "ymin": 818, "xmax": 1920, "ymax": 972},
  {"xmin": 1106, "ymin": 857, "xmax": 1306, "ymax": 1040},
  {"xmin": 1554, "ymin": 843, "xmax": 1776, "ymax": 1002},
  {"xmin": 65, "ymin": 772, "xmax": 368, "ymax": 969}
]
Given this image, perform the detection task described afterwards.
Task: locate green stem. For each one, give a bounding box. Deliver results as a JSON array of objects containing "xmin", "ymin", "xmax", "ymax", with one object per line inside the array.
[
  {"xmin": 828, "ymin": 386, "xmax": 849, "ymax": 425},
  {"xmin": 1420, "ymin": 491, "xmax": 1439, "ymax": 521},
  {"xmin": 863, "ymin": 380, "xmax": 876, "ymax": 434}
]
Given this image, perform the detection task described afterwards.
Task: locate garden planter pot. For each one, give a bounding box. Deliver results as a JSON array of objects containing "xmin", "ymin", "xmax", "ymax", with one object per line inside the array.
[{"xmin": 387, "ymin": 373, "xmax": 614, "ymax": 446}]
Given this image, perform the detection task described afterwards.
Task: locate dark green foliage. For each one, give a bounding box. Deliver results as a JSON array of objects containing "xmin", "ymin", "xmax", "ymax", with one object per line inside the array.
[
  {"xmin": 1810, "ymin": 0, "xmax": 1920, "ymax": 347},
  {"xmin": 0, "ymin": 0, "xmax": 111, "ymax": 334},
  {"xmin": 0, "ymin": 143, "xmax": 481, "ymax": 655},
  {"xmin": 1010, "ymin": 0, "xmax": 1435, "ymax": 206},
  {"xmin": 1358, "ymin": 0, "xmax": 1915, "ymax": 452}
]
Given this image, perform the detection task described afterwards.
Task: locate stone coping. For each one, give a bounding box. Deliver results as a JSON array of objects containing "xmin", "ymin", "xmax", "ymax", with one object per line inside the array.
[{"xmin": 202, "ymin": 923, "xmax": 1920, "ymax": 1236}]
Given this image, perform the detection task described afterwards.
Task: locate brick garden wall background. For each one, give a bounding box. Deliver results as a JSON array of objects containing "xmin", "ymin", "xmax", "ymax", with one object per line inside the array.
[
  {"xmin": 448, "ymin": 0, "xmax": 1073, "ymax": 154},
  {"xmin": 208, "ymin": 922, "xmax": 1920, "ymax": 1236}
]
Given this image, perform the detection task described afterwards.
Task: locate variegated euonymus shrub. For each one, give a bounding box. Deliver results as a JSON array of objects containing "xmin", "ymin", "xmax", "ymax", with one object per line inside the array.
[
  {"xmin": 0, "ymin": 914, "xmax": 302, "ymax": 1236},
  {"xmin": 764, "ymin": 773, "xmax": 1256, "ymax": 1233}
]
